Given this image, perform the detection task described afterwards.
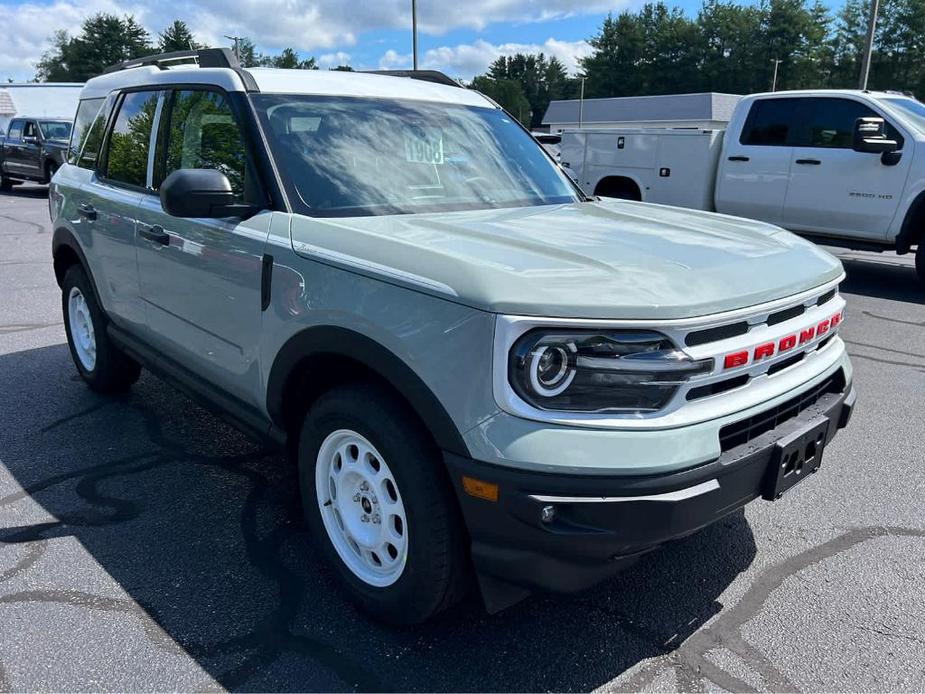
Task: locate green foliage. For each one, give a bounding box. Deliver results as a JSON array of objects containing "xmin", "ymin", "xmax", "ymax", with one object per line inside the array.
[
  {"xmin": 261, "ymin": 48, "xmax": 318, "ymax": 70},
  {"xmin": 470, "ymin": 76, "xmax": 533, "ymax": 125},
  {"xmin": 36, "ymin": 14, "xmax": 154, "ymax": 81},
  {"xmin": 485, "ymin": 54, "xmax": 579, "ymax": 127},
  {"xmin": 158, "ymin": 20, "xmax": 201, "ymax": 53}
]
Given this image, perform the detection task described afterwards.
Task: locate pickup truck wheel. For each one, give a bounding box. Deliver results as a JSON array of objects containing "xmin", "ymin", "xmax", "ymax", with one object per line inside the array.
[
  {"xmin": 0, "ymin": 173, "xmax": 13, "ymax": 192},
  {"xmin": 62, "ymin": 265, "xmax": 141, "ymax": 392},
  {"xmin": 298, "ymin": 384, "xmax": 469, "ymax": 624},
  {"xmin": 917, "ymin": 245, "xmax": 925, "ymax": 284}
]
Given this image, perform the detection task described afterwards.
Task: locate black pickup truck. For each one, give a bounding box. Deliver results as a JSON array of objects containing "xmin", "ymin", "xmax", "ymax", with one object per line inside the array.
[{"xmin": 0, "ymin": 117, "xmax": 72, "ymax": 191}]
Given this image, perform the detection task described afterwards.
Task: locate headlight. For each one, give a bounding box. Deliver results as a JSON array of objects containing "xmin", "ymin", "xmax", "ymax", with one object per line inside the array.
[{"xmin": 509, "ymin": 329, "xmax": 713, "ymax": 414}]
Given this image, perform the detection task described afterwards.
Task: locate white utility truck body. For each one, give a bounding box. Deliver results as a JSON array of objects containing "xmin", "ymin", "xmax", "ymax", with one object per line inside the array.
[{"xmin": 561, "ymin": 90, "xmax": 925, "ymax": 279}]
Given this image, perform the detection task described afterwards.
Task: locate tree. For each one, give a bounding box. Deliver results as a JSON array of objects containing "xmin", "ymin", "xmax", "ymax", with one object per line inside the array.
[
  {"xmin": 580, "ymin": 12, "xmax": 646, "ymax": 97},
  {"xmin": 261, "ymin": 48, "xmax": 318, "ymax": 70},
  {"xmin": 470, "ymin": 76, "xmax": 532, "ymax": 125},
  {"xmin": 330, "ymin": 65, "xmax": 355, "ymax": 71},
  {"xmin": 36, "ymin": 14, "xmax": 153, "ymax": 81},
  {"xmin": 158, "ymin": 20, "xmax": 200, "ymax": 53},
  {"xmin": 483, "ymin": 53, "xmax": 579, "ymax": 127}
]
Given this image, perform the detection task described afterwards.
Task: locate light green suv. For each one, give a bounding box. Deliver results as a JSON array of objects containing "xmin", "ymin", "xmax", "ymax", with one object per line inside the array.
[{"xmin": 50, "ymin": 49, "xmax": 856, "ymax": 624}]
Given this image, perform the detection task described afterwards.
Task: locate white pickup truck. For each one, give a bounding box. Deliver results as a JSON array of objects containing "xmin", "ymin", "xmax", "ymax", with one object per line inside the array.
[{"xmin": 560, "ymin": 90, "xmax": 925, "ymax": 282}]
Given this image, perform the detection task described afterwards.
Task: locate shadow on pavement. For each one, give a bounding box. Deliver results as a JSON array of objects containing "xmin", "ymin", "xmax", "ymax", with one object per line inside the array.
[
  {"xmin": 0, "ymin": 184, "xmax": 49, "ymax": 199},
  {"xmin": 0, "ymin": 343, "xmax": 757, "ymax": 692},
  {"xmin": 838, "ymin": 253, "xmax": 924, "ymax": 305}
]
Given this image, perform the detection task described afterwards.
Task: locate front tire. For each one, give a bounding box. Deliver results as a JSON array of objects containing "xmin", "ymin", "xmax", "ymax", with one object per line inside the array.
[
  {"xmin": 62, "ymin": 265, "xmax": 141, "ymax": 392},
  {"xmin": 298, "ymin": 384, "xmax": 469, "ymax": 624},
  {"xmin": 44, "ymin": 161, "xmax": 59, "ymax": 184}
]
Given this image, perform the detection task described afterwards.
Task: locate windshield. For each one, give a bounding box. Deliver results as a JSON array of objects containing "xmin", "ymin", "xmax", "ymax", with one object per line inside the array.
[
  {"xmin": 252, "ymin": 95, "xmax": 579, "ymax": 217},
  {"xmin": 879, "ymin": 97, "xmax": 925, "ymax": 134},
  {"xmin": 39, "ymin": 121, "xmax": 72, "ymax": 141}
]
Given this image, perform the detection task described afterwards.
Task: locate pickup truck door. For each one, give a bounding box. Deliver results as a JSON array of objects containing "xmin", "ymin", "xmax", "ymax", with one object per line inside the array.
[
  {"xmin": 716, "ymin": 98, "xmax": 799, "ymax": 225},
  {"xmin": 135, "ymin": 88, "xmax": 272, "ymax": 406},
  {"xmin": 18, "ymin": 121, "xmax": 43, "ymax": 176},
  {"xmin": 1, "ymin": 119, "xmax": 25, "ymax": 175},
  {"xmin": 782, "ymin": 97, "xmax": 911, "ymax": 240}
]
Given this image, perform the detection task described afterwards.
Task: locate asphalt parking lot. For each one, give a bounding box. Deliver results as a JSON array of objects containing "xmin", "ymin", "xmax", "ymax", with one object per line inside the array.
[{"xmin": 1, "ymin": 183, "xmax": 924, "ymax": 692}]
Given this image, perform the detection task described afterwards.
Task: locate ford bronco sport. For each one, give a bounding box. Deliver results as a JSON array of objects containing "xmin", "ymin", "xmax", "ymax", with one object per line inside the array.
[{"xmin": 49, "ymin": 49, "xmax": 856, "ymax": 624}]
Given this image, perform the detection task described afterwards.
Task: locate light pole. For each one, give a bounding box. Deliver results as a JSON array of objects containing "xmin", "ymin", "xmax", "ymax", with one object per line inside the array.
[
  {"xmin": 859, "ymin": 0, "xmax": 880, "ymax": 90},
  {"xmin": 770, "ymin": 58, "xmax": 782, "ymax": 91},
  {"xmin": 578, "ymin": 77, "xmax": 586, "ymax": 128},
  {"xmin": 412, "ymin": 0, "xmax": 419, "ymax": 70}
]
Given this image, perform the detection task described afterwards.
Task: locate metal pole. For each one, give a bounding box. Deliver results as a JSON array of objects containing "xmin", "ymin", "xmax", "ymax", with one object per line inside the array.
[
  {"xmin": 224, "ymin": 35, "xmax": 241, "ymax": 63},
  {"xmin": 578, "ymin": 78, "xmax": 585, "ymax": 128},
  {"xmin": 770, "ymin": 59, "xmax": 782, "ymax": 91},
  {"xmin": 412, "ymin": 0, "xmax": 419, "ymax": 71},
  {"xmin": 859, "ymin": 0, "xmax": 880, "ymax": 90}
]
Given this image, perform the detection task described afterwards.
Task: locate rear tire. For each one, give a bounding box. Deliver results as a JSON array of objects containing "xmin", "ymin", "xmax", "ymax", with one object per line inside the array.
[
  {"xmin": 62, "ymin": 265, "xmax": 141, "ymax": 392},
  {"xmin": 0, "ymin": 173, "xmax": 13, "ymax": 192},
  {"xmin": 298, "ymin": 383, "xmax": 469, "ymax": 624}
]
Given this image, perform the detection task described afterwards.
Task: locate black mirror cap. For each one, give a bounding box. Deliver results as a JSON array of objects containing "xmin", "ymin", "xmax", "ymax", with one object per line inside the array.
[
  {"xmin": 160, "ymin": 168, "xmax": 257, "ymax": 219},
  {"xmin": 853, "ymin": 117, "xmax": 899, "ymax": 154}
]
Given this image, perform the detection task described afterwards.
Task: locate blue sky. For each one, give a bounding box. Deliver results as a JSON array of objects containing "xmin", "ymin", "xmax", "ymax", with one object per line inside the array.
[{"xmin": 0, "ymin": 0, "xmax": 832, "ymax": 82}]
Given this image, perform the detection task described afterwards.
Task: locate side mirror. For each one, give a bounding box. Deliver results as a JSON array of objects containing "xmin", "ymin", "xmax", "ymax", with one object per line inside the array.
[
  {"xmin": 853, "ymin": 117, "xmax": 898, "ymax": 154},
  {"xmin": 160, "ymin": 169, "xmax": 256, "ymax": 219}
]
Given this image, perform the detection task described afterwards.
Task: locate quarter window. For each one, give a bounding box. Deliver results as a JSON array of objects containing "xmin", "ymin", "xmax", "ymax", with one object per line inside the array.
[
  {"xmin": 741, "ymin": 99, "xmax": 799, "ymax": 146},
  {"xmin": 161, "ymin": 90, "xmax": 248, "ymax": 200},
  {"xmin": 104, "ymin": 90, "xmax": 160, "ymax": 188},
  {"xmin": 68, "ymin": 98, "xmax": 105, "ymax": 165}
]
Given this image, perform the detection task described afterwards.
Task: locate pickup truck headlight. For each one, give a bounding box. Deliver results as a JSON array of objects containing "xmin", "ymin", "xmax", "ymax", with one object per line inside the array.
[{"xmin": 509, "ymin": 329, "xmax": 713, "ymax": 414}]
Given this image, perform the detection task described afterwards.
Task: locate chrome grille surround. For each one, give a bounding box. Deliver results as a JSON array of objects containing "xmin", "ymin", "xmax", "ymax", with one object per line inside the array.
[{"xmin": 492, "ymin": 276, "xmax": 847, "ymax": 431}]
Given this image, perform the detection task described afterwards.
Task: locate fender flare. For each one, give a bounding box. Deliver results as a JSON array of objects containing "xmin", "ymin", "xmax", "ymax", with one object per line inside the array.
[
  {"xmin": 896, "ymin": 190, "xmax": 925, "ymax": 254},
  {"xmin": 52, "ymin": 226, "xmax": 103, "ymax": 306},
  {"xmin": 265, "ymin": 326, "xmax": 469, "ymax": 457}
]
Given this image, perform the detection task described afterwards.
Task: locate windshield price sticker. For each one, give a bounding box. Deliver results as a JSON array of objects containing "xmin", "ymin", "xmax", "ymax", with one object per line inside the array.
[{"xmin": 404, "ymin": 132, "xmax": 445, "ymax": 165}]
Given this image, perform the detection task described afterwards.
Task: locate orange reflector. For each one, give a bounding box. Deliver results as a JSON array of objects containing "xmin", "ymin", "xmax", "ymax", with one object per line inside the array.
[{"xmin": 462, "ymin": 476, "xmax": 499, "ymax": 502}]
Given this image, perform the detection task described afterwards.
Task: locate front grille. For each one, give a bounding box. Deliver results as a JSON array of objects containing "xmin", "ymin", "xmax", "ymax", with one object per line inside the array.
[
  {"xmin": 767, "ymin": 304, "xmax": 805, "ymax": 326},
  {"xmin": 685, "ymin": 321, "xmax": 749, "ymax": 347},
  {"xmin": 719, "ymin": 369, "xmax": 845, "ymax": 452}
]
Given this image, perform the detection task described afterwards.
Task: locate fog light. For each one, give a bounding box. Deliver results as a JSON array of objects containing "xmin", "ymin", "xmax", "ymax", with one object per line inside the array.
[{"xmin": 540, "ymin": 505, "xmax": 557, "ymax": 523}]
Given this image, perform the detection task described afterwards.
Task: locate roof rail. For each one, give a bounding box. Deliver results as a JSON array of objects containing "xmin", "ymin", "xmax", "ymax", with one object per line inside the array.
[
  {"xmin": 363, "ymin": 70, "xmax": 462, "ymax": 88},
  {"xmin": 103, "ymin": 47, "xmax": 240, "ymax": 75}
]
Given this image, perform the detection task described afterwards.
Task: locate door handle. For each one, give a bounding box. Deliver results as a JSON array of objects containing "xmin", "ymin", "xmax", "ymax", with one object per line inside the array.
[
  {"xmin": 77, "ymin": 203, "xmax": 97, "ymax": 221},
  {"xmin": 728, "ymin": 155, "xmax": 750, "ymax": 162},
  {"xmin": 138, "ymin": 224, "xmax": 169, "ymax": 246},
  {"xmin": 795, "ymin": 158, "xmax": 821, "ymax": 165}
]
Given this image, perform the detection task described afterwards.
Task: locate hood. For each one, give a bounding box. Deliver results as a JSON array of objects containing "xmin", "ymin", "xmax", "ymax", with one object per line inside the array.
[{"xmin": 289, "ymin": 200, "xmax": 843, "ymax": 320}]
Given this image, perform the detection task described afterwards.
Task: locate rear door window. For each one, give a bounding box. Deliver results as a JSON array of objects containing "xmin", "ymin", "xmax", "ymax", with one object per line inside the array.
[
  {"xmin": 23, "ymin": 121, "xmax": 39, "ymax": 140},
  {"xmin": 7, "ymin": 120, "xmax": 23, "ymax": 141},
  {"xmin": 103, "ymin": 90, "xmax": 161, "ymax": 188},
  {"xmin": 740, "ymin": 99, "xmax": 800, "ymax": 146}
]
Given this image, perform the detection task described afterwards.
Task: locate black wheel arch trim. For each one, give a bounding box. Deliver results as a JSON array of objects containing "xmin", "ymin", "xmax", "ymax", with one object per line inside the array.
[
  {"xmin": 52, "ymin": 227, "xmax": 103, "ymax": 307},
  {"xmin": 897, "ymin": 191, "xmax": 925, "ymax": 254},
  {"xmin": 266, "ymin": 326, "xmax": 470, "ymax": 457}
]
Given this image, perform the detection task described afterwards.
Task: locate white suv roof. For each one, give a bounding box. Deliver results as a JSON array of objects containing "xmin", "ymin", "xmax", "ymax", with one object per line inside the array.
[{"xmin": 80, "ymin": 63, "xmax": 492, "ymax": 109}]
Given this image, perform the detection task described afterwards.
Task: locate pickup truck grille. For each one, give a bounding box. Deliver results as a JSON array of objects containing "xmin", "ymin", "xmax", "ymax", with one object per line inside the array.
[{"xmin": 719, "ymin": 369, "xmax": 846, "ymax": 452}]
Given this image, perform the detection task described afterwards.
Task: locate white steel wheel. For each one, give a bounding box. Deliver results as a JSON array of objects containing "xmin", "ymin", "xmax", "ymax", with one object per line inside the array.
[
  {"xmin": 67, "ymin": 286, "xmax": 96, "ymax": 371},
  {"xmin": 315, "ymin": 429, "xmax": 409, "ymax": 587}
]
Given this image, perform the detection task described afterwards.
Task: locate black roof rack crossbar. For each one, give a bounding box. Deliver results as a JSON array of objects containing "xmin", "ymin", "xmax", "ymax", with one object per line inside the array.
[
  {"xmin": 103, "ymin": 48, "xmax": 240, "ymax": 74},
  {"xmin": 362, "ymin": 70, "xmax": 462, "ymax": 88}
]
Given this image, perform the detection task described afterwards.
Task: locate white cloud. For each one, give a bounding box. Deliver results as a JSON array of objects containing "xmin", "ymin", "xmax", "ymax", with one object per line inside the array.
[
  {"xmin": 0, "ymin": 0, "xmax": 612, "ymax": 81},
  {"xmin": 378, "ymin": 49, "xmax": 412, "ymax": 71},
  {"xmin": 318, "ymin": 51, "xmax": 351, "ymax": 68},
  {"xmin": 419, "ymin": 38, "xmax": 593, "ymax": 80}
]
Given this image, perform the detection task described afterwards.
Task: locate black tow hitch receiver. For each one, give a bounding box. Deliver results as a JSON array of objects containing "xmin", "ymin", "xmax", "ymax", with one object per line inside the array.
[{"xmin": 763, "ymin": 418, "xmax": 830, "ymax": 501}]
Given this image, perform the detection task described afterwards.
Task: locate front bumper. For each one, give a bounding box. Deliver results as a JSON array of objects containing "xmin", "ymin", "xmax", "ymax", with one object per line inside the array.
[{"xmin": 446, "ymin": 373, "xmax": 856, "ymax": 609}]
